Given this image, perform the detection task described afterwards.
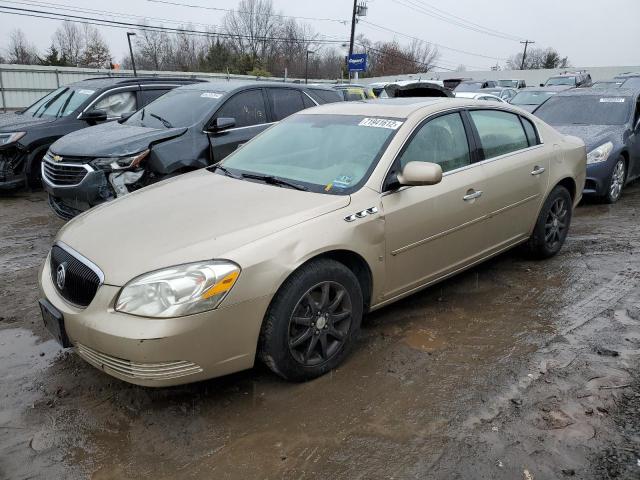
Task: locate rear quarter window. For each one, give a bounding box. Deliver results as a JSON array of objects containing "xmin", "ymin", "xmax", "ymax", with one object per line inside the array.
[{"xmin": 308, "ymin": 89, "xmax": 343, "ymax": 104}]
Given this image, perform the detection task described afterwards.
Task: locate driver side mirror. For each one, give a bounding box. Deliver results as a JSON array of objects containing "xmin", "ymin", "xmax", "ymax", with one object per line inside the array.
[
  {"xmin": 209, "ymin": 117, "xmax": 236, "ymax": 133},
  {"xmin": 79, "ymin": 108, "xmax": 108, "ymax": 123},
  {"xmin": 539, "ymin": 83, "xmax": 545, "ymax": 87},
  {"xmin": 397, "ymin": 161, "xmax": 443, "ymax": 186}
]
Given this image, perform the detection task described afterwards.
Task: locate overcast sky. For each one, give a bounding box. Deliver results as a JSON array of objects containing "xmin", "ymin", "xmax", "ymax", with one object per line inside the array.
[{"xmin": 1, "ymin": 0, "xmax": 637, "ymax": 71}]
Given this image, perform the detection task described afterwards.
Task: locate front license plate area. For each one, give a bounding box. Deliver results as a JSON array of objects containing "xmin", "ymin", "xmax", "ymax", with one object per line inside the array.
[{"xmin": 39, "ymin": 299, "xmax": 71, "ymax": 348}]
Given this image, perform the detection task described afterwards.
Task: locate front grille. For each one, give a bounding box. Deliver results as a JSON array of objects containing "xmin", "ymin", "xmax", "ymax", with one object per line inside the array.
[
  {"xmin": 76, "ymin": 343, "xmax": 203, "ymax": 381},
  {"xmin": 50, "ymin": 245, "xmax": 101, "ymax": 307},
  {"xmin": 42, "ymin": 160, "xmax": 89, "ymax": 186}
]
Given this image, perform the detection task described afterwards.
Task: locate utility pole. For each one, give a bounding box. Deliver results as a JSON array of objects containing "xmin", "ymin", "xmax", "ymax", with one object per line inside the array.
[
  {"xmin": 127, "ymin": 32, "xmax": 137, "ymax": 77},
  {"xmin": 520, "ymin": 40, "xmax": 534, "ymax": 70},
  {"xmin": 305, "ymin": 50, "xmax": 314, "ymax": 84},
  {"xmin": 348, "ymin": 0, "xmax": 358, "ymax": 60}
]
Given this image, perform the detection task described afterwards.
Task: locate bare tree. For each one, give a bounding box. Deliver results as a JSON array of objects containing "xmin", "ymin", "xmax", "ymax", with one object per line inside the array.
[
  {"xmin": 133, "ymin": 27, "xmax": 173, "ymax": 70},
  {"xmin": 6, "ymin": 29, "xmax": 39, "ymax": 65},
  {"xmin": 222, "ymin": 0, "xmax": 281, "ymax": 70},
  {"xmin": 81, "ymin": 25, "xmax": 111, "ymax": 68},
  {"xmin": 507, "ymin": 47, "xmax": 569, "ymax": 70},
  {"xmin": 53, "ymin": 21, "xmax": 84, "ymax": 66},
  {"xmin": 405, "ymin": 39, "xmax": 439, "ymax": 73}
]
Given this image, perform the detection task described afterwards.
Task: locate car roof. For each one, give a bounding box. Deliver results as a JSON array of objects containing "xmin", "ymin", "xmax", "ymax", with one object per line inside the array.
[
  {"xmin": 298, "ymin": 97, "xmax": 509, "ymax": 118},
  {"xmin": 516, "ymin": 86, "xmax": 572, "ymax": 93},
  {"xmin": 554, "ymin": 87, "xmax": 637, "ymax": 98},
  {"xmin": 70, "ymin": 76, "xmax": 205, "ymax": 89},
  {"xmin": 174, "ymin": 80, "xmax": 335, "ymax": 92}
]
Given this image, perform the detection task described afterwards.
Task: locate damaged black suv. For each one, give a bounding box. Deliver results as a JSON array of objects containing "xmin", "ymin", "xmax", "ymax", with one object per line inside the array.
[
  {"xmin": 0, "ymin": 76, "xmax": 203, "ymax": 190},
  {"xmin": 43, "ymin": 81, "xmax": 342, "ymax": 219}
]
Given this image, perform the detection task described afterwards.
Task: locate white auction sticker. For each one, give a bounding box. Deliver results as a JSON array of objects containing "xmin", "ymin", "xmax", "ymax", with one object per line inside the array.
[
  {"xmin": 600, "ymin": 98, "xmax": 625, "ymax": 103},
  {"xmin": 78, "ymin": 89, "xmax": 95, "ymax": 96},
  {"xmin": 358, "ymin": 118, "xmax": 404, "ymax": 130},
  {"xmin": 201, "ymin": 92, "xmax": 223, "ymax": 99}
]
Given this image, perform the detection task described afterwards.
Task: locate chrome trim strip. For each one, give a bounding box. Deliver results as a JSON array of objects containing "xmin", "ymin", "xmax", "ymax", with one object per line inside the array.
[
  {"xmin": 391, "ymin": 193, "xmax": 539, "ymax": 256},
  {"xmin": 55, "ymin": 241, "xmax": 105, "ymax": 285},
  {"xmin": 302, "ymin": 91, "xmax": 320, "ymax": 106},
  {"xmin": 41, "ymin": 158, "xmax": 94, "ymax": 188},
  {"xmin": 379, "ymin": 104, "xmax": 546, "ymax": 191}
]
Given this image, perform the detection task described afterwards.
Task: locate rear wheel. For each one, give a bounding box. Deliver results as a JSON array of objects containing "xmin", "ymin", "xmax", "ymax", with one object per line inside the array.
[
  {"xmin": 258, "ymin": 259, "xmax": 363, "ymax": 381},
  {"xmin": 603, "ymin": 157, "xmax": 626, "ymax": 204},
  {"xmin": 526, "ymin": 185, "xmax": 572, "ymax": 259}
]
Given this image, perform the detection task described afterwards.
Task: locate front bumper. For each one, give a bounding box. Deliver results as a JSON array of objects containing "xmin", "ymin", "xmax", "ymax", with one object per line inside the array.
[
  {"xmin": 42, "ymin": 167, "xmax": 113, "ymax": 219},
  {"xmin": 583, "ymin": 156, "xmax": 618, "ymax": 196},
  {"xmin": 39, "ymin": 257, "xmax": 271, "ymax": 387}
]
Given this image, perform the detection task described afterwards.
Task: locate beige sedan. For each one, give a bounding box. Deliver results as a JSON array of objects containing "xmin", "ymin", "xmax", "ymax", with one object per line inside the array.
[{"xmin": 38, "ymin": 99, "xmax": 586, "ymax": 386}]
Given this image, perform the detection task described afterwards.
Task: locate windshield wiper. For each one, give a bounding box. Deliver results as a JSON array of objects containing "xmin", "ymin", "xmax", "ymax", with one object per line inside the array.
[
  {"xmin": 149, "ymin": 112, "xmax": 173, "ymax": 128},
  {"xmin": 241, "ymin": 173, "xmax": 308, "ymax": 191},
  {"xmin": 214, "ymin": 165, "xmax": 242, "ymax": 179}
]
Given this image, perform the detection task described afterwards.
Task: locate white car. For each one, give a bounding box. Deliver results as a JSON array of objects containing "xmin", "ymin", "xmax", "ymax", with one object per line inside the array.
[{"xmin": 454, "ymin": 92, "xmax": 506, "ymax": 103}]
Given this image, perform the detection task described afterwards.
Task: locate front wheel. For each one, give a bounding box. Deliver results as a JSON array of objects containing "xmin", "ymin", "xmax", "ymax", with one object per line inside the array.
[
  {"xmin": 525, "ymin": 185, "xmax": 572, "ymax": 259},
  {"xmin": 603, "ymin": 157, "xmax": 626, "ymax": 204},
  {"xmin": 258, "ymin": 259, "xmax": 363, "ymax": 382}
]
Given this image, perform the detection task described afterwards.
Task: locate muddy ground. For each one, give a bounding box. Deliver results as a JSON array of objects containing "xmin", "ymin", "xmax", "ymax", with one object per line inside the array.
[{"xmin": 1, "ymin": 186, "xmax": 639, "ymax": 480}]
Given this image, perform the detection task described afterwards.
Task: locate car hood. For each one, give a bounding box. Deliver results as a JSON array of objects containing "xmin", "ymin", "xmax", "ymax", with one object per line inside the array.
[
  {"xmin": 50, "ymin": 121, "xmax": 187, "ymax": 158},
  {"xmin": 551, "ymin": 124, "xmax": 624, "ymax": 152},
  {"xmin": 57, "ymin": 170, "xmax": 351, "ymax": 285},
  {"xmin": 0, "ymin": 112, "xmax": 57, "ymax": 132}
]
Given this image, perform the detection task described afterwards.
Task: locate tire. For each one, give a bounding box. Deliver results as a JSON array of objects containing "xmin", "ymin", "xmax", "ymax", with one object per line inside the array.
[
  {"xmin": 603, "ymin": 157, "xmax": 626, "ymax": 204},
  {"xmin": 26, "ymin": 148, "xmax": 46, "ymax": 189},
  {"xmin": 258, "ymin": 259, "xmax": 363, "ymax": 382},
  {"xmin": 525, "ymin": 185, "xmax": 572, "ymax": 260}
]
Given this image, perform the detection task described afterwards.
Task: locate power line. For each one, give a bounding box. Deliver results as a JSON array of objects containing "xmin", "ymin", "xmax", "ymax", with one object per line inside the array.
[
  {"xmin": 360, "ymin": 19, "xmax": 504, "ymax": 63},
  {"xmin": 146, "ymin": 0, "xmax": 349, "ymax": 25},
  {"xmin": 0, "ymin": 5, "xmax": 349, "ymax": 45},
  {"xmin": 392, "ymin": 0, "xmax": 525, "ymax": 42},
  {"xmin": 1, "ymin": 0, "xmax": 346, "ymax": 42}
]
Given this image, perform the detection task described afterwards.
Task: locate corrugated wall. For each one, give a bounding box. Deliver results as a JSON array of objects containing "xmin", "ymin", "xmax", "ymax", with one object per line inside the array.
[{"xmin": 0, "ymin": 64, "xmax": 330, "ymax": 111}]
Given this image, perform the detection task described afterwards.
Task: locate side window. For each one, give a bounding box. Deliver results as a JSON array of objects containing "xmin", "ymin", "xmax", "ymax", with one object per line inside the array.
[
  {"xmin": 633, "ymin": 100, "xmax": 640, "ymax": 127},
  {"xmin": 521, "ymin": 117, "xmax": 540, "ymax": 146},
  {"xmin": 140, "ymin": 88, "xmax": 170, "ymax": 106},
  {"xmin": 469, "ymin": 110, "xmax": 529, "ymax": 159},
  {"xmin": 93, "ymin": 91, "xmax": 137, "ymax": 118},
  {"xmin": 307, "ymin": 88, "xmax": 342, "ymax": 104},
  {"xmin": 398, "ymin": 112, "xmax": 471, "ymax": 173},
  {"xmin": 215, "ymin": 89, "xmax": 267, "ymax": 128},
  {"xmin": 268, "ymin": 88, "xmax": 306, "ymax": 121}
]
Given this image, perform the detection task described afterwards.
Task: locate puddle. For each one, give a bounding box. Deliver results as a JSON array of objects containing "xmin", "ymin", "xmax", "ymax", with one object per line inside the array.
[{"xmin": 403, "ymin": 328, "xmax": 448, "ymax": 352}]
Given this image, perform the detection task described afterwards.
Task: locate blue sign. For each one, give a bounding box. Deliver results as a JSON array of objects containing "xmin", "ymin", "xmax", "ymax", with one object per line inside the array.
[{"xmin": 348, "ymin": 54, "xmax": 368, "ymax": 72}]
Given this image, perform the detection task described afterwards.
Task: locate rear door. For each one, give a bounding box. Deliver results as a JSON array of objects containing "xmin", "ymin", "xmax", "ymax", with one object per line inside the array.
[
  {"xmin": 207, "ymin": 88, "xmax": 270, "ymax": 163},
  {"xmin": 629, "ymin": 98, "xmax": 640, "ymax": 179},
  {"xmin": 468, "ymin": 109, "xmax": 551, "ymax": 251},
  {"xmin": 381, "ymin": 110, "xmax": 490, "ymax": 299}
]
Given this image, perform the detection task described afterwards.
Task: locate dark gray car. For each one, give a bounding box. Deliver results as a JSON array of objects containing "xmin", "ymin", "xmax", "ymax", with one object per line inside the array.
[
  {"xmin": 510, "ymin": 86, "xmax": 573, "ymax": 112},
  {"xmin": 43, "ymin": 81, "xmax": 342, "ymax": 219},
  {"xmin": 534, "ymin": 88, "xmax": 640, "ymax": 203}
]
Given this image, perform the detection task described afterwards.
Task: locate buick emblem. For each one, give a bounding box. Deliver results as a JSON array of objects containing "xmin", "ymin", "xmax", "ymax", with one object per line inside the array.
[{"xmin": 56, "ymin": 262, "xmax": 67, "ymax": 290}]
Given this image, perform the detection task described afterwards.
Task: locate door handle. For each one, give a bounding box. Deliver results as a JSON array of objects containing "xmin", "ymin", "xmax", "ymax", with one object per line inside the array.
[
  {"xmin": 463, "ymin": 190, "xmax": 483, "ymax": 201},
  {"xmin": 531, "ymin": 166, "xmax": 546, "ymax": 176}
]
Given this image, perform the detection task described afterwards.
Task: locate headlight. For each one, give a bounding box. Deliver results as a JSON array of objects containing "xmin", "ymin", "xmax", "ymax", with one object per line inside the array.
[
  {"xmin": 0, "ymin": 132, "xmax": 26, "ymax": 146},
  {"xmin": 115, "ymin": 261, "xmax": 241, "ymax": 318},
  {"xmin": 586, "ymin": 142, "xmax": 613, "ymax": 165},
  {"xmin": 92, "ymin": 149, "xmax": 149, "ymax": 171}
]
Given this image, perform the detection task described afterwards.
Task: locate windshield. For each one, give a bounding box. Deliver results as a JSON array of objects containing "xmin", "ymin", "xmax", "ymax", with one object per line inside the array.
[
  {"xmin": 218, "ymin": 114, "xmax": 401, "ymax": 195},
  {"xmin": 498, "ymin": 80, "xmax": 518, "ymax": 88},
  {"xmin": 455, "ymin": 82, "xmax": 483, "ymax": 92},
  {"xmin": 126, "ymin": 88, "xmax": 224, "ymax": 128},
  {"xmin": 545, "ymin": 76, "xmax": 576, "ymax": 86},
  {"xmin": 535, "ymin": 96, "xmax": 631, "ymax": 126},
  {"xmin": 22, "ymin": 87, "xmax": 95, "ymax": 118},
  {"xmin": 511, "ymin": 91, "xmax": 557, "ymax": 106}
]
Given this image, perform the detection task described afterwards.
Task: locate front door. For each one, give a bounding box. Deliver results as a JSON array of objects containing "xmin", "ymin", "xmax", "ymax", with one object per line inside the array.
[
  {"xmin": 381, "ymin": 111, "xmax": 490, "ymax": 300},
  {"xmin": 207, "ymin": 89, "xmax": 271, "ymax": 164}
]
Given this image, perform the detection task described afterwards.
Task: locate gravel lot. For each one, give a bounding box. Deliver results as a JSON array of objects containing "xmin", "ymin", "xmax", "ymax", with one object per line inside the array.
[{"xmin": 1, "ymin": 186, "xmax": 639, "ymax": 479}]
